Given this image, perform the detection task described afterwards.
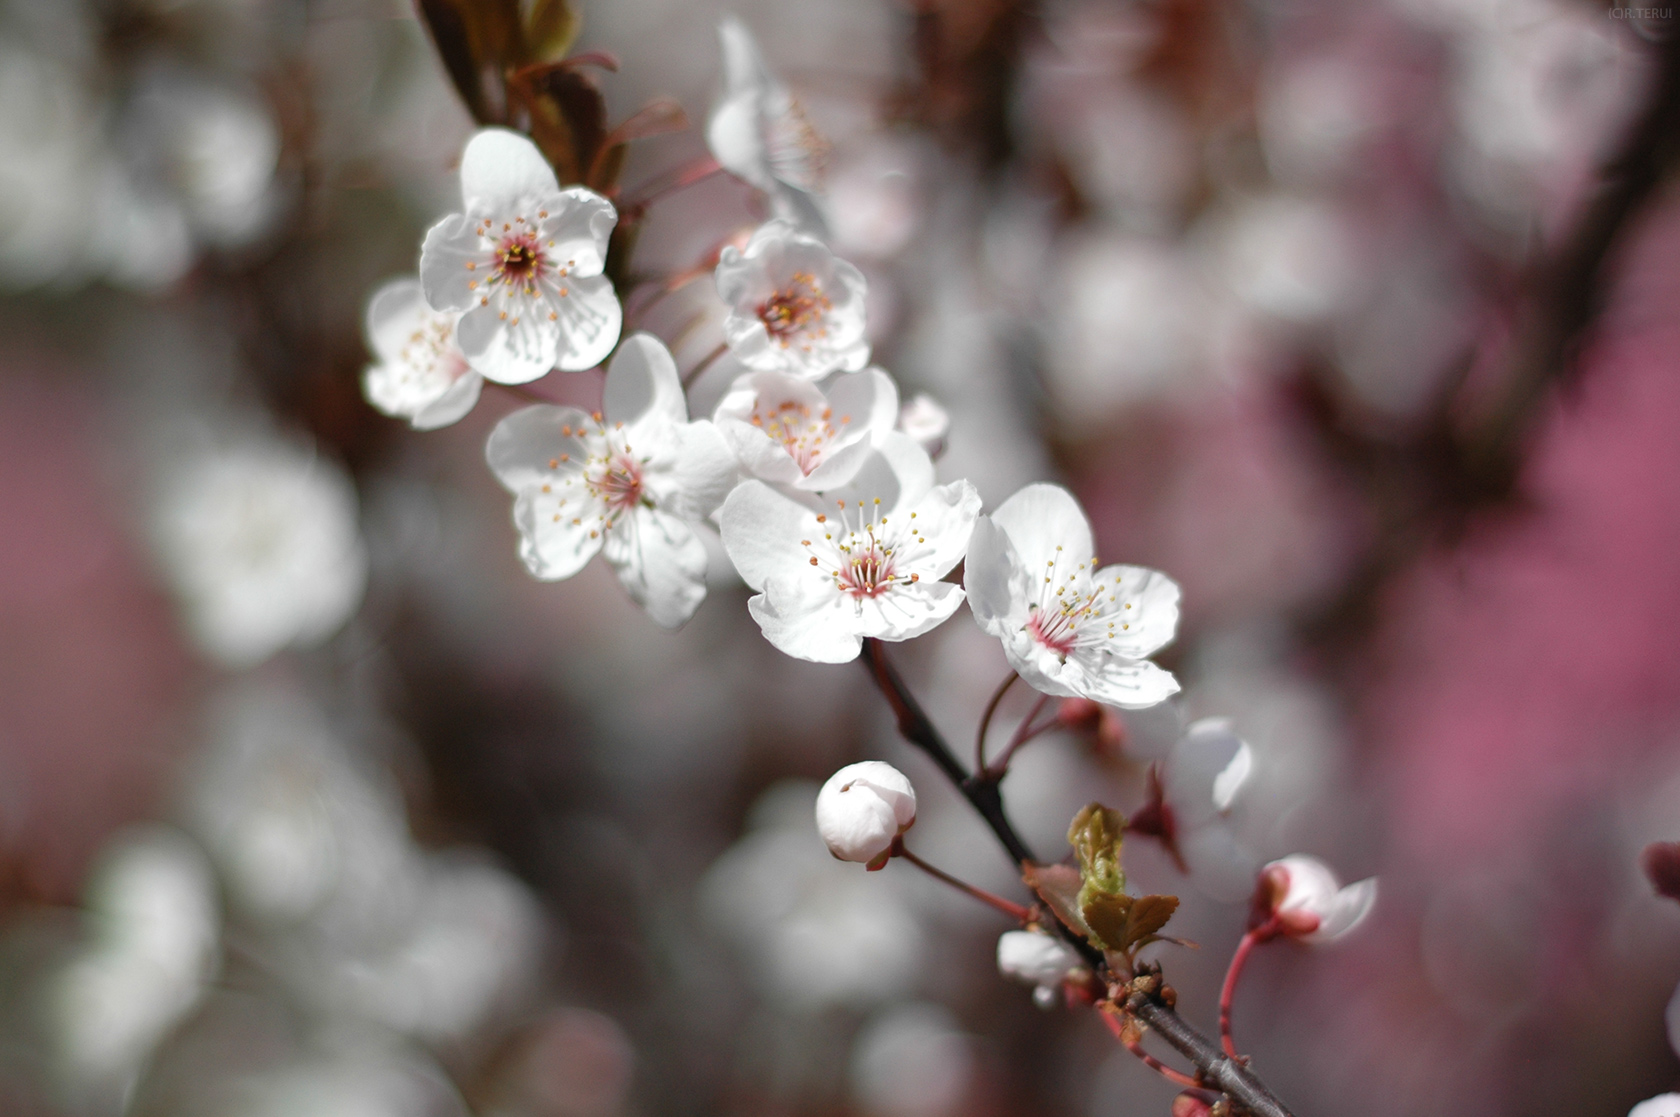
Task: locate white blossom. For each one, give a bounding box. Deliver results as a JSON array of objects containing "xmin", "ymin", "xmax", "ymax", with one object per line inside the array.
[
  {"xmin": 996, "ymin": 929, "xmax": 1079, "ymax": 1008},
  {"xmin": 708, "ymin": 16, "xmax": 830, "ymax": 233},
  {"xmin": 816, "ymin": 761, "xmax": 917, "ymax": 867},
  {"xmin": 1630, "ymin": 1095, "xmax": 1680, "ymax": 1117},
  {"xmin": 362, "ymin": 276, "xmax": 481, "ymax": 430},
  {"xmin": 897, "ymin": 393, "xmax": 949, "ymax": 457},
  {"xmin": 420, "ymin": 128, "xmax": 621, "ymax": 384},
  {"xmin": 149, "ymin": 438, "xmax": 368, "ymax": 668},
  {"xmin": 716, "ymin": 220, "xmax": 869, "ymax": 380},
  {"xmin": 964, "ymin": 482, "xmax": 1180, "ymax": 708},
  {"xmin": 1261, "ymin": 854, "xmax": 1377, "ymax": 944},
  {"xmin": 850, "ymin": 1004, "xmax": 976, "ymax": 1117},
  {"xmin": 485, "ymin": 332, "xmax": 737, "ymax": 628},
  {"xmin": 713, "ymin": 366, "xmax": 898, "ymax": 490},
  {"xmin": 720, "ymin": 435, "xmax": 980, "ymax": 662}
]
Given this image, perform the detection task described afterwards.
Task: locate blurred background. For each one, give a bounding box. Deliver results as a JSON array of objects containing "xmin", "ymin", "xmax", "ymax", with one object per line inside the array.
[{"xmin": 0, "ymin": 0, "xmax": 1678, "ymax": 1115}]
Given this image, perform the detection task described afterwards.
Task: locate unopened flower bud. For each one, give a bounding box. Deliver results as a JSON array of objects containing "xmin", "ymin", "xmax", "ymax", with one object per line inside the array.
[
  {"xmin": 1255, "ymin": 855, "xmax": 1376, "ymax": 944},
  {"xmin": 1171, "ymin": 1094, "xmax": 1214, "ymax": 1117},
  {"xmin": 815, "ymin": 761, "xmax": 916, "ymax": 868},
  {"xmin": 1642, "ymin": 842, "xmax": 1680, "ymax": 904},
  {"xmin": 997, "ymin": 929, "xmax": 1080, "ymax": 1009}
]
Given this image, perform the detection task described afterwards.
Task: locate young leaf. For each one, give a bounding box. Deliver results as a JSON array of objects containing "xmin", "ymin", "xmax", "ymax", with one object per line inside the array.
[
  {"xmin": 1080, "ymin": 892, "xmax": 1134, "ymax": 951},
  {"xmin": 1068, "ymin": 802, "xmax": 1126, "ymax": 905},
  {"xmin": 522, "ymin": 0, "xmax": 581, "ymax": 63},
  {"xmin": 1022, "ymin": 862, "xmax": 1091, "ymax": 939}
]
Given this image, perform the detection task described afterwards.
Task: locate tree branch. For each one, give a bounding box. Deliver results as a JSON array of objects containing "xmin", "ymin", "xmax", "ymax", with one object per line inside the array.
[{"xmin": 859, "ymin": 638, "xmax": 1297, "ymax": 1117}]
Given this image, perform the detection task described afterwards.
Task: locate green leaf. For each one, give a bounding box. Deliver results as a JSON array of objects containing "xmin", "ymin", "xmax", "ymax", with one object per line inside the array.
[
  {"xmin": 1081, "ymin": 892, "xmax": 1179, "ymax": 953},
  {"xmin": 1068, "ymin": 802, "xmax": 1126, "ymax": 908},
  {"xmin": 1125, "ymin": 894, "xmax": 1180, "ymax": 944}
]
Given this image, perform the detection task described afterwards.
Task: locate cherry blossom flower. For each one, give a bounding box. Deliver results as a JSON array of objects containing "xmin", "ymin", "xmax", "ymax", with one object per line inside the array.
[
  {"xmin": 719, "ymin": 435, "xmax": 980, "ymax": 662},
  {"xmin": 485, "ymin": 332, "xmax": 736, "ymax": 628},
  {"xmin": 708, "ymin": 16, "xmax": 830, "ymax": 233},
  {"xmin": 816, "ymin": 761, "xmax": 917, "ymax": 868},
  {"xmin": 1253, "ymin": 855, "xmax": 1377, "ymax": 944},
  {"xmin": 149, "ymin": 438, "xmax": 368, "ymax": 668},
  {"xmin": 420, "ymin": 128, "xmax": 620, "ymax": 384},
  {"xmin": 996, "ymin": 929, "xmax": 1081, "ymax": 1008},
  {"xmin": 713, "ymin": 366, "xmax": 898, "ymax": 490},
  {"xmin": 362, "ymin": 276, "xmax": 481, "ymax": 430},
  {"xmin": 1630, "ymin": 1094, "xmax": 1680, "ymax": 1117},
  {"xmin": 897, "ymin": 393, "xmax": 950, "ymax": 457},
  {"xmin": 964, "ymin": 483, "xmax": 1180, "ymax": 708},
  {"xmin": 715, "ymin": 220, "xmax": 869, "ymax": 380}
]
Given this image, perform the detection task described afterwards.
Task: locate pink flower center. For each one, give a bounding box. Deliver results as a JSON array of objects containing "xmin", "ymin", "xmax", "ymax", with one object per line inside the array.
[
  {"xmin": 587, "ymin": 452, "xmax": 644, "ymax": 512},
  {"xmin": 496, "ymin": 233, "xmax": 545, "ymax": 287},
  {"xmin": 838, "ymin": 541, "xmax": 895, "ymax": 598},
  {"xmin": 1027, "ymin": 608, "xmax": 1079, "ymax": 656},
  {"xmin": 750, "ymin": 399, "xmax": 851, "ymax": 474},
  {"xmin": 758, "ymin": 272, "xmax": 832, "ymax": 347}
]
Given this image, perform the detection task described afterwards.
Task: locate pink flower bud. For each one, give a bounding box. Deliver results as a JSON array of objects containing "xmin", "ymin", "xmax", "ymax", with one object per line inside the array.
[{"xmin": 815, "ymin": 761, "xmax": 916, "ymax": 868}]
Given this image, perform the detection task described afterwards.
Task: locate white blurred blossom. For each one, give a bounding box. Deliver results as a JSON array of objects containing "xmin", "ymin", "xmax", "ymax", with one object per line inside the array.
[
  {"xmin": 708, "ymin": 16, "xmax": 830, "ymax": 234},
  {"xmin": 896, "ymin": 394, "xmax": 949, "ymax": 457},
  {"xmin": 996, "ymin": 929, "xmax": 1080, "ymax": 1008},
  {"xmin": 1631, "ymin": 1095, "xmax": 1680, "ymax": 1117},
  {"xmin": 965, "ymin": 483, "xmax": 1179, "ymax": 708},
  {"xmin": 149, "ymin": 436, "xmax": 368, "ymax": 668},
  {"xmin": 702, "ymin": 782, "xmax": 923, "ymax": 1010},
  {"xmin": 715, "ymin": 220, "xmax": 869, "ymax": 380},
  {"xmin": 421, "ymin": 129, "xmax": 621, "ymax": 383},
  {"xmin": 815, "ymin": 761, "xmax": 916, "ymax": 867},
  {"xmin": 485, "ymin": 333, "xmax": 737, "ymax": 627},
  {"xmin": 48, "ymin": 828, "xmax": 220, "ymax": 1102},
  {"xmin": 362, "ymin": 277, "xmax": 482, "ymax": 430},
  {"xmin": 850, "ymin": 1003, "xmax": 975, "ymax": 1117}
]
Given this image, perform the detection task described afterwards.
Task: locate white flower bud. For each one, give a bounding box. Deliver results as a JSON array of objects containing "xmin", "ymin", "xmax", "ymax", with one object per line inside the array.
[
  {"xmin": 815, "ymin": 762, "xmax": 916, "ymax": 867},
  {"xmin": 996, "ymin": 930, "xmax": 1079, "ymax": 992},
  {"xmin": 1262, "ymin": 854, "xmax": 1377, "ymax": 944}
]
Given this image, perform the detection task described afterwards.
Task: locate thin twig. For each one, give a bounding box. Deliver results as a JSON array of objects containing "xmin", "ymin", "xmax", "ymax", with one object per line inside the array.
[
  {"xmin": 896, "ymin": 843, "xmax": 1033, "ymax": 921},
  {"xmin": 1218, "ymin": 923, "xmax": 1273, "ymax": 1060},
  {"xmin": 974, "ymin": 671, "xmax": 1019, "ymax": 772},
  {"xmin": 1099, "ymin": 1005, "xmax": 1201, "ymax": 1090},
  {"xmin": 986, "ymin": 692, "xmax": 1052, "ymax": 776}
]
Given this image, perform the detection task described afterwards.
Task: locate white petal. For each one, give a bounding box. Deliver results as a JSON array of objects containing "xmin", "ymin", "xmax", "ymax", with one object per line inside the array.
[
  {"xmin": 659, "ymin": 419, "xmax": 739, "ymax": 522},
  {"xmin": 604, "ymin": 332, "xmax": 687, "ymax": 427},
  {"xmin": 540, "ymin": 187, "xmax": 617, "ymax": 276},
  {"xmin": 418, "ymin": 214, "xmax": 484, "ymax": 313},
  {"xmin": 708, "ymin": 97, "xmax": 772, "ymax": 192},
  {"xmin": 512, "ymin": 486, "xmax": 604, "ymax": 580},
  {"xmin": 990, "ymin": 483, "xmax": 1095, "ymax": 574},
  {"xmin": 1094, "ymin": 563, "xmax": 1181, "ymax": 659},
  {"xmin": 796, "ymin": 439, "xmax": 874, "ymax": 490},
  {"xmin": 747, "ymin": 578, "xmax": 862, "ymax": 663},
  {"xmin": 460, "ymin": 128, "xmax": 560, "ymax": 210},
  {"xmin": 1307, "ymin": 877, "xmax": 1377, "ymax": 944},
  {"xmin": 719, "ymin": 480, "xmax": 816, "ymax": 591},
  {"xmin": 603, "ymin": 507, "xmax": 709, "ymax": 628},
  {"xmin": 1271, "ymin": 855, "xmax": 1342, "ymax": 916},
  {"xmin": 484, "ymin": 405, "xmax": 594, "ymax": 491},
  {"xmin": 907, "ymin": 479, "xmax": 982, "ymax": 581},
  {"xmin": 365, "ymin": 277, "xmax": 427, "ymax": 360},
  {"xmin": 717, "ymin": 417, "xmax": 807, "ymax": 484},
  {"xmin": 456, "ymin": 301, "xmax": 559, "ymax": 384},
  {"xmin": 410, "ymin": 370, "xmax": 482, "ymax": 430},
  {"xmin": 1059, "ymin": 654, "xmax": 1180, "ymax": 709},
  {"xmin": 963, "ymin": 517, "xmax": 1027, "ymax": 638},
  {"xmin": 822, "ymin": 432, "xmax": 933, "ymax": 508},
  {"xmin": 551, "ymin": 273, "xmax": 623, "ymax": 372},
  {"xmin": 1165, "ymin": 718, "xmax": 1251, "ymax": 826},
  {"xmin": 852, "ymin": 579, "xmax": 965, "ymax": 643},
  {"xmin": 1630, "ymin": 1095, "xmax": 1680, "ymax": 1117}
]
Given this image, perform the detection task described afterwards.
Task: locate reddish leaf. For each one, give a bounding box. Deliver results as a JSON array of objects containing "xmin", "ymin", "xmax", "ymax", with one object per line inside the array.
[
  {"xmin": 1022, "ymin": 862, "xmax": 1090, "ymax": 939},
  {"xmin": 1643, "ymin": 841, "xmax": 1680, "ymax": 903}
]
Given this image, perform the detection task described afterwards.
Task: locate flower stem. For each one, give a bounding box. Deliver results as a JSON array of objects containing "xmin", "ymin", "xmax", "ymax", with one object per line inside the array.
[
  {"xmin": 1219, "ymin": 921, "xmax": 1275, "ymax": 1059},
  {"xmin": 681, "ymin": 341, "xmax": 729, "ymax": 390},
  {"xmin": 896, "ymin": 843, "xmax": 1032, "ymax": 921},
  {"xmin": 984, "ymin": 692, "xmax": 1052, "ymax": 777},
  {"xmin": 1099, "ymin": 1005, "xmax": 1201, "ymax": 1089},
  {"xmin": 974, "ymin": 671, "xmax": 1018, "ymax": 772}
]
